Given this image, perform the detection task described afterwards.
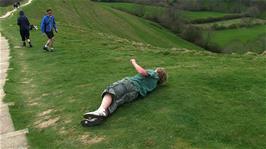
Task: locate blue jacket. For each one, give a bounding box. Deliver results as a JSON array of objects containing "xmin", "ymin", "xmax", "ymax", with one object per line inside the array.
[{"xmin": 41, "ymin": 15, "xmax": 57, "ymax": 33}]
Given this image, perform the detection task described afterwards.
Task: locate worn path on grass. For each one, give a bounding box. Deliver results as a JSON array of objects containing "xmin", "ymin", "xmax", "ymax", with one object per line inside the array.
[
  {"xmin": 0, "ymin": 33, "xmax": 29, "ymax": 149},
  {"xmin": 0, "ymin": 0, "xmax": 33, "ymax": 148}
]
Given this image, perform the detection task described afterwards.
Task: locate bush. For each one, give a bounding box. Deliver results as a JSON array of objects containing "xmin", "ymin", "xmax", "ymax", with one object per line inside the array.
[
  {"xmin": 181, "ymin": 26, "xmax": 203, "ymax": 43},
  {"xmin": 134, "ymin": 5, "xmax": 145, "ymax": 17},
  {"xmin": 205, "ymin": 43, "xmax": 222, "ymax": 53},
  {"xmin": 190, "ymin": 14, "xmax": 245, "ymax": 24}
]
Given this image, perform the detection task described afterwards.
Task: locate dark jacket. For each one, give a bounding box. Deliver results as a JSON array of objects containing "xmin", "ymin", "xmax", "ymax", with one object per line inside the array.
[{"xmin": 17, "ymin": 11, "xmax": 30, "ymax": 31}]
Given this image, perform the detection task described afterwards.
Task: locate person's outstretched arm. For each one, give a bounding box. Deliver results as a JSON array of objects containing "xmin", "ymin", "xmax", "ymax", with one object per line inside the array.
[
  {"xmin": 130, "ymin": 59, "xmax": 148, "ymax": 77},
  {"xmin": 53, "ymin": 17, "xmax": 57, "ymax": 32}
]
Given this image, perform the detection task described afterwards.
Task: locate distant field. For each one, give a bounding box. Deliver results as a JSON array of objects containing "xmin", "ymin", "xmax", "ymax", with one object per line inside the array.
[
  {"xmin": 208, "ymin": 25, "xmax": 266, "ymax": 46},
  {"xmin": 194, "ymin": 18, "xmax": 266, "ymax": 29},
  {"xmin": 205, "ymin": 25, "xmax": 266, "ymax": 53},
  {"xmin": 101, "ymin": 2, "xmax": 231, "ymax": 21},
  {"xmin": 181, "ymin": 10, "xmax": 231, "ymax": 21}
]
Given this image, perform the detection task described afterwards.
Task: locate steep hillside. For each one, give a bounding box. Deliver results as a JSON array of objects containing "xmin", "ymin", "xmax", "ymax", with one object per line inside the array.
[{"xmin": 0, "ymin": 0, "xmax": 266, "ymax": 148}]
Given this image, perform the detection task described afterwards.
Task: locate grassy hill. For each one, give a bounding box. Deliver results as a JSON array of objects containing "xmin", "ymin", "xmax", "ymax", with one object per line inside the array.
[
  {"xmin": 101, "ymin": 2, "xmax": 232, "ymax": 22},
  {"xmin": 102, "ymin": 2, "xmax": 266, "ymax": 53},
  {"xmin": 1, "ymin": 0, "xmax": 266, "ymax": 148}
]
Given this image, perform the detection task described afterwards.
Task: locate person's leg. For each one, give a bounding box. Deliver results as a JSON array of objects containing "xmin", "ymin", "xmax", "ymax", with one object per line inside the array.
[
  {"xmin": 25, "ymin": 31, "xmax": 32, "ymax": 47},
  {"xmin": 22, "ymin": 39, "xmax": 26, "ymax": 47},
  {"xmin": 99, "ymin": 93, "xmax": 112, "ymax": 110},
  {"xmin": 27, "ymin": 39, "xmax": 32, "ymax": 47},
  {"xmin": 84, "ymin": 80, "xmax": 138, "ymax": 119},
  {"xmin": 81, "ymin": 94, "xmax": 112, "ymax": 126},
  {"xmin": 49, "ymin": 38, "xmax": 54, "ymax": 50},
  {"xmin": 43, "ymin": 39, "xmax": 50, "ymax": 51},
  {"xmin": 43, "ymin": 32, "xmax": 52, "ymax": 50},
  {"xmin": 49, "ymin": 32, "xmax": 55, "ymax": 50},
  {"xmin": 46, "ymin": 39, "xmax": 51, "ymax": 47},
  {"xmin": 84, "ymin": 93, "xmax": 112, "ymax": 118},
  {"xmin": 20, "ymin": 30, "xmax": 26, "ymax": 47},
  {"xmin": 81, "ymin": 80, "xmax": 139, "ymax": 127}
]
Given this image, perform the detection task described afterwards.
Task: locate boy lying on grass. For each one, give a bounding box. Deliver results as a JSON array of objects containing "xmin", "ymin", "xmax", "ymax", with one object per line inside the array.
[{"xmin": 81, "ymin": 59, "xmax": 167, "ymax": 127}]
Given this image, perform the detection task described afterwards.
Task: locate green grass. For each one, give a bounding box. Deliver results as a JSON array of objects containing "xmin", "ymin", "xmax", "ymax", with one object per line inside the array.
[
  {"xmin": 1, "ymin": 0, "xmax": 266, "ymax": 148},
  {"xmin": 59, "ymin": 1, "xmax": 202, "ymax": 50},
  {"xmin": 101, "ymin": 2, "xmax": 165, "ymax": 17},
  {"xmin": 207, "ymin": 25, "xmax": 266, "ymax": 47},
  {"xmin": 101, "ymin": 2, "xmax": 231, "ymax": 21},
  {"xmin": 0, "ymin": 5, "xmax": 12, "ymax": 16}
]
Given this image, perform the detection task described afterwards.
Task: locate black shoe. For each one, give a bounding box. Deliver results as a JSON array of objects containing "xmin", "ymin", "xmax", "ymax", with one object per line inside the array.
[
  {"xmin": 43, "ymin": 46, "xmax": 49, "ymax": 51},
  {"xmin": 29, "ymin": 44, "xmax": 33, "ymax": 48},
  {"xmin": 81, "ymin": 117, "xmax": 106, "ymax": 127}
]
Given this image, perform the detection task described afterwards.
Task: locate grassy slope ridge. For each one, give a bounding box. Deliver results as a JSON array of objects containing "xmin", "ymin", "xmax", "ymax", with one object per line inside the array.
[
  {"xmin": 63, "ymin": 1, "xmax": 203, "ymax": 50},
  {"xmin": 101, "ymin": 2, "xmax": 231, "ymax": 21},
  {"xmin": 1, "ymin": 0, "xmax": 266, "ymax": 148},
  {"xmin": 103, "ymin": 2, "xmax": 266, "ymax": 53}
]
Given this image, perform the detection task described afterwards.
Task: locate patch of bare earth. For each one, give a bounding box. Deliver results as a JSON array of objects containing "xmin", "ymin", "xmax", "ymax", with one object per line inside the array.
[
  {"xmin": 35, "ymin": 117, "xmax": 60, "ymax": 129},
  {"xmin": 38, "ymin": 109, "xmax": 54, "ymax": 117},
  {"xmin": 79, "ymin": 134, "xmax": 104, "ymax": 145},
  {"xmin": 59, "ymin": 127, "xmax": 67, "ymax": 135},
  {"xmin": 28, "ymin": 101, "xmax": 39, "ymax": 106},
  {"xmin": 34, "ymin": 109, "xmax": 60, "ymax": 129},
  {"xmin": 171, "ymin": 138, "xmax": 198, "ymax": 149},
  {"xmin": 42, "ymin": 93, "xmax": 49, "ymax": 97}
]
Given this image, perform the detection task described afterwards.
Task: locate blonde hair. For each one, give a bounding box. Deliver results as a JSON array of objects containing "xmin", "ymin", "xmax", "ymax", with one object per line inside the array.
[{"xmin": 156, "ymin": 67, "xmax": 167, "ymax": 85}]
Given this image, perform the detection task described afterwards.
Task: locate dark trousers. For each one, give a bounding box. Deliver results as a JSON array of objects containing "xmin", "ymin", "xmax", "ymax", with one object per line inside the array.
[{"xmin": 20, "ymin": 29, "xmax": 30, "ymax": 41}]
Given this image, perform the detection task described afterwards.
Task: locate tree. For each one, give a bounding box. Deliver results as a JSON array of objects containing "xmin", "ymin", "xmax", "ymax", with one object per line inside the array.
[{"xmin": 245, "ymin": 6, "xmax": 260, "ymax": 18}]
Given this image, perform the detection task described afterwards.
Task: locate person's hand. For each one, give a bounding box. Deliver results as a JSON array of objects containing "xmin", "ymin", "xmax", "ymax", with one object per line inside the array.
[
  {"xmin": 55, "ymin": 28, "xmax": 58, "ymax": 33},
  {"xmin": 130, "ymin": 59, "xmax": 136, "ymax": 64}
]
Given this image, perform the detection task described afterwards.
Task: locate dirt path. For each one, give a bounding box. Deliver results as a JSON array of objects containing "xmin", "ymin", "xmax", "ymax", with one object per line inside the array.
[{"xmin": 0, "ymin": 0, "xmax": 33, "ymax": 148}]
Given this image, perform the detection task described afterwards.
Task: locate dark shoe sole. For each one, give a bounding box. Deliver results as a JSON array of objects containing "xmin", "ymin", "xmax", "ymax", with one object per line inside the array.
[
  {"xmin": 83, "ymin": 113, "xmax": 106, "ymax": 119},
  {"xmin": 80, "ymin": 117, "xmax": 106, "ymax": 127},
  {"xmin": 43, "ymin": 46, "xmax": 49, "ymax": 51}
]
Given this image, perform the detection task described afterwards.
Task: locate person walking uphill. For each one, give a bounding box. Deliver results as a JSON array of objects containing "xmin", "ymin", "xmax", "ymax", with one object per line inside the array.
[
  {"xmin": 17, "ymin": 11, "xmax": 32, "ymax": 48},
  {"xmin": 81, "ymin": 59, "xmax": 168, "ymax": 127},
  {"xmin": 41, "ymin": 9, "xmax": 58, "ymax": 52}
]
